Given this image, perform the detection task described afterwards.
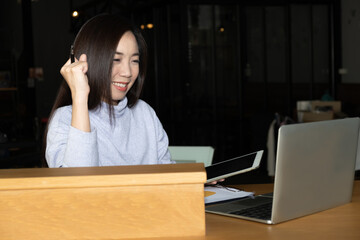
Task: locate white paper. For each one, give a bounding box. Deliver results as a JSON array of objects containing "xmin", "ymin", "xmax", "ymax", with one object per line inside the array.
[{"xmin": 204, "ymin": 185, "xmax": 254, "ymax": 204}]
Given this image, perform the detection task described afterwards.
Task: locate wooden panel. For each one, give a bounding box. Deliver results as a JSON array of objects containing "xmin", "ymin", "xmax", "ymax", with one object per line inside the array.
[
  {"xmin": 0, "ymin": 164, "xmax": 206, "ymax": 239},
  {"xmin": 0, "ymin": 163, "xmax": 206, "ymax": 190}
]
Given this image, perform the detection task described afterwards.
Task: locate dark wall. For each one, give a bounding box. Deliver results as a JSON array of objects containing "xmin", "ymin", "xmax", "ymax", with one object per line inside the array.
[{"xmin": 32, "ymin": 0, "xmax": 74, "ymax": 118}]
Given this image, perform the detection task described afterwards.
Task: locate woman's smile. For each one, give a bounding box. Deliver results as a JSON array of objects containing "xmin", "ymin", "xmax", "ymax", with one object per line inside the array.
[{"xmin": 112, "ymin": 81, "xmax": 129, "ymax": 91}]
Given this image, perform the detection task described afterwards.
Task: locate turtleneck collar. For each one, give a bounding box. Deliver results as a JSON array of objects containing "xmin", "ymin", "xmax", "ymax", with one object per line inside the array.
[{"xmin": 95, "ymin": 97, "xmax": 128, "ymax": 118}]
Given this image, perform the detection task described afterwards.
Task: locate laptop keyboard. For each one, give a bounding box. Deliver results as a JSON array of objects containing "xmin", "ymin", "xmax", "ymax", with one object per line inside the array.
[{"xmin": 229, "ymin": 201, "xmax": 272, "ymax": 220}]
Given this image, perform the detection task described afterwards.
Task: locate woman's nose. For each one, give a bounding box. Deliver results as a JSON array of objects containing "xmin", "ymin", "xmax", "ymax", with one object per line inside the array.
[{"xmin": 119, "ymin": 62, "xmax": 132, "ymax": 77}]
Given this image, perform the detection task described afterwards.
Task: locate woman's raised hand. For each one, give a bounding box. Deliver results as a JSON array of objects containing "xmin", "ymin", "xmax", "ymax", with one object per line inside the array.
[
  {"xmin": 60, "ymin": 54, "xmax": 90, "ymax": 103},
  {"xmin": 60, "ymin": 53, "xmax": 91, "ymax": 132}
]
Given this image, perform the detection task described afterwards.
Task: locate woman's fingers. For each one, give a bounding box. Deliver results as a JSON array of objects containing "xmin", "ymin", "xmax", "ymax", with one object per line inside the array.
[
  {"xmin": 205, "ymin": 179, "xmax": 225, "ymax": 186},
  {"xmin": 60, "ymin": 54, "xmax": 90, "ymax": 99},
  {"xmin": 78, "ymin": 54, "xmax": 88, "ymax": 74},
  {"xmin": 60, "ymin": 54, "xmax": 88, "ymax": 78},
  {"xmin": 79, "ymin": 53, "xmax": 87, "ymax": 62}
]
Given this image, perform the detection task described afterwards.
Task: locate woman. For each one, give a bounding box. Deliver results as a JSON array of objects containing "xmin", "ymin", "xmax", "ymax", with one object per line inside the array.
[{"xmin": 44, "ymin": 14, "xmax": 173, "ymax": 167}]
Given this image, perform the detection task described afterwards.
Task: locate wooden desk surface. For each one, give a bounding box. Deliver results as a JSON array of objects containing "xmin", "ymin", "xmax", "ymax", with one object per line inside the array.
[{"xmin": 139, "ymin": 180, "xmax": 360, "ymax": 240}]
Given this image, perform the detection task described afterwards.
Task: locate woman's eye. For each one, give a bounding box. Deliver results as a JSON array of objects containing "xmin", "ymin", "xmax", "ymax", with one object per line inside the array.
[
  {"xmin": 132, "ymin": 59, "xmax": 140, "ymax": 63},
  {"xmin": 113, "ymin": 58, "xmax": 121, "ymax": 62}
]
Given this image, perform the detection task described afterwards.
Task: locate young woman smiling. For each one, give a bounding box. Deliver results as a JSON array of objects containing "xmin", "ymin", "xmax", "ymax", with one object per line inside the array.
[{"xmin": 44, "ymin": 14, "xmax": 173, "ymax": 167}]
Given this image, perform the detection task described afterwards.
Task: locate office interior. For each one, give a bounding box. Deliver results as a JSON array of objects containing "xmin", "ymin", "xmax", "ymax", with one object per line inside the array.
[{"xmin": 1, "ymin": 0, "xmax": 360, "ymax": 183}]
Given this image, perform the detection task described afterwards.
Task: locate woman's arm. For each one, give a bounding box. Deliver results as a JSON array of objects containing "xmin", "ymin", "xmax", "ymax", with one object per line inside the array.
[
  {"xmin": 46, "ymin": 54, "xmax": 99, "ymax": 168},
  {"xmin": 60, "ymin": 54, "xmax": 91, "ymax": 132},
  {"xmin": 149, "ymin": 107, "xmax": 173, "ymax": 164},
  {"xmin": 46, "ymin": 108, "xmax": 99, "ymax": 167}
]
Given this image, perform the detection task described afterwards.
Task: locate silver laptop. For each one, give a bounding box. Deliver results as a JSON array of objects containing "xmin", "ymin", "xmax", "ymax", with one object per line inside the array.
[{"xmin": 205, "ymin": 117, "xmax": 360, "ymax": 224}]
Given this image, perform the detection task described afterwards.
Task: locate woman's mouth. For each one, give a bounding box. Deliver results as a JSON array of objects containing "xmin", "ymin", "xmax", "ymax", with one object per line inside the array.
[{"xmin": 112, "ymin": 82, "xmax": 128, "ymax": 91}]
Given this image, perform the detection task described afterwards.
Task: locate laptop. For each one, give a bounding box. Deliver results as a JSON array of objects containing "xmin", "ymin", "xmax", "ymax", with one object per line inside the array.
[{"xmin": 205, "ymin": 117, "xmax": 360, "ymax": 224}]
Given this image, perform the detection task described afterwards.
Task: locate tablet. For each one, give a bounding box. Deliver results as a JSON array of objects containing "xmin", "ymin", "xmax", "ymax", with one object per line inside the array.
[{"xmin": 205, "ymin": 150, "xmax": 263, "ymax": 183}]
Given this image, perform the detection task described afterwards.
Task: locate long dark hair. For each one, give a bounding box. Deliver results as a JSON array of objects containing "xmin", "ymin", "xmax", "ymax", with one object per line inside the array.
[{"xmin": 42, "ymin": 14, "xmax": 148, "ymax": 167}]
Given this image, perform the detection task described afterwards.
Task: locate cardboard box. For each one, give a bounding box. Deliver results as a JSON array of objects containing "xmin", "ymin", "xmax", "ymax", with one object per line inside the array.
[
  {"xmin": 298, "ymin": 111, "xmax": 334, "ymax": 122},
  {"xmin": 297, "ymin": 100, "xmax": 341, "ymax": 113},
  {"xmin": 0, "ymin": 164, "xmax": 206, "ymax": 240},
  {"xmin": 310, "ymin": 100, "xmax": 341, "ymax": 113},
  {"xmin": 297, "ymin": 100, "xmax": 341, "ymax": 122}
]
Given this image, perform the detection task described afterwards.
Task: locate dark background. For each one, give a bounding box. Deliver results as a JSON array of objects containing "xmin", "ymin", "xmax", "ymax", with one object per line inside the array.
[{"xmin": 1, "ymin": 0, "xmax": 360, "ymax": 183}]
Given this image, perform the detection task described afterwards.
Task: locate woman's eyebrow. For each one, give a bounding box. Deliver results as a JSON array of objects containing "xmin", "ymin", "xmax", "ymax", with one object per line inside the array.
[{"xmin": 115, "ymin": 51, "xmax": 139, "ymax": 56}]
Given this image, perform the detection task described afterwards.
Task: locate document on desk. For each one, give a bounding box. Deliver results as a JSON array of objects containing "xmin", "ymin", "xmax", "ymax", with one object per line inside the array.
[{"xmin": 204, "ymin": 185, "xmax": 253, "ymax": 204}]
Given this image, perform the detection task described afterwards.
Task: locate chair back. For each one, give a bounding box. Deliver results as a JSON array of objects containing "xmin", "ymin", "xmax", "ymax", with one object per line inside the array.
[{"xmin": 168, "ymin": 146, "xmax": 214, "ymax": 167}]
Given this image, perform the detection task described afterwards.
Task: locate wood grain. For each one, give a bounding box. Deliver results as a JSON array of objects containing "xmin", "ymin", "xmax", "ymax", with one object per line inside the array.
[{"xmin": 0, "ymin": 164, "xmax": 206, "ymax": 239}]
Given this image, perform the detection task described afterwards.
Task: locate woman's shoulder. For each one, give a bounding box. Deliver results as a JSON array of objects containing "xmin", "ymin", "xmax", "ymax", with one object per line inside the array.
[
  {"xmin": 131, "ymin": 99, "xmax": 159, "ymax": 120},
  {"xmin": 51, "ymin": 105, "xmax": 73, "ymax": 123},
  {"xmin": 54, "ymin": 105, "xmax": 72, "ymax": 115},
  {"xmin": 132, "ymin": 99, "xmax": 155, "ymax": 112}
]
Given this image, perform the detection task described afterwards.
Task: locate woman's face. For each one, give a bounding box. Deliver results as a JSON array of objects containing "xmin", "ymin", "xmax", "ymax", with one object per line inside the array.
[{"xmin": 110, "ymin": 31, "xmax": 140, "ymax": 103}]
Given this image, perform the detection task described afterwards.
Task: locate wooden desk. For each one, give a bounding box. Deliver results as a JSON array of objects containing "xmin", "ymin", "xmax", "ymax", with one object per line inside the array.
[{"xmin": 140, "ymin": 180, "xmax": 360, "ymax": 240}]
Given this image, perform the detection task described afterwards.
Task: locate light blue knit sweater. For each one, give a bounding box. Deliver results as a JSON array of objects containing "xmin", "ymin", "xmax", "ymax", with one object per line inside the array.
[{"xmin": 46, "ymin": 97, "xmax": 173, "ymax": 167}]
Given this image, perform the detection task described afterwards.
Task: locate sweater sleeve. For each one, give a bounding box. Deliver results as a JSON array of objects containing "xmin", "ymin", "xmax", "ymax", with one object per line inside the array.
[
  {"xmin": 157, "ymin": 125, "xmax": 173, "ymax": 164},
  {"xmin": 150, "ymin": 108, "xmax": 174, "ymax": 164},
  {"xmin": 45, "ymin": 107, "xmax": 99, "ymax": 167}
]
